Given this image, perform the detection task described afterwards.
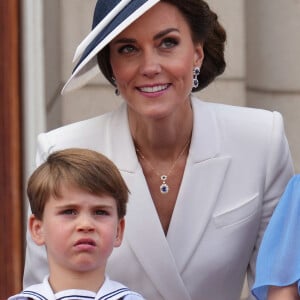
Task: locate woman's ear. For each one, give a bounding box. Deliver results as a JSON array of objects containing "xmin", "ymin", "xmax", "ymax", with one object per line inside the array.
[
  {"xmin": 194, "ymin": 42, "xmax": 204, "ymax": 67},
  {"xmin": 29, "ymin": 214, "xmax": 45, "ymax": 246},
  {"xmin": 114, "ymin": 218, "xmax": 125, "ymax": 248}
]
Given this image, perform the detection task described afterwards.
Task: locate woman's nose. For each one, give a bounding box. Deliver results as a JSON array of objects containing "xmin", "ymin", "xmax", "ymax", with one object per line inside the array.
[{"xmin": 139, "ymin": 50, "xmax": 161, "ymax": 77}]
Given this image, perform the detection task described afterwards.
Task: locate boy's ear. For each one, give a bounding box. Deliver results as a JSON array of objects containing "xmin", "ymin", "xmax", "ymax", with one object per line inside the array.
[
  {"xmin": 29, "ymin": 214, "xmax": 45, "ymax": 246},
  {"xmin": 114, "ymin": 218, "xmax": 125, "ymax": 248}
]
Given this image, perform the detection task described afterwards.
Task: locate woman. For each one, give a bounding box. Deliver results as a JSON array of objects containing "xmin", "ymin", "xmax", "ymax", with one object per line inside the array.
[
  {"xmin": 24, "ymin": 1, "xmax": 294, "ymax": 299},
  {"xmin": 252, "ymin": 175, "xmax": 300, "ymax": 300}
]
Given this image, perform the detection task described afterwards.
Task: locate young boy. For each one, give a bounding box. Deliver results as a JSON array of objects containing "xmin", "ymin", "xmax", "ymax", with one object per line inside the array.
[{"xmin": 9, "ymin": 148, "xmax": 144, "ymax": 300}]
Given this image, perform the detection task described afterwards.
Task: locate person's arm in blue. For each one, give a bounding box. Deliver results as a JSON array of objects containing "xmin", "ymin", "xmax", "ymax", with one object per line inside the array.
[{"xmin": 252, "ymin": 175, "xmax": 300, "ymax": 300}]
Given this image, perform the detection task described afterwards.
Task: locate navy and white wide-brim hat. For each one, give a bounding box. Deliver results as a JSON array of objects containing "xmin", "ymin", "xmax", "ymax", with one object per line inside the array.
[{"xmin": 62, "ymin": 0, "xmax": 160, "ymax": 94}]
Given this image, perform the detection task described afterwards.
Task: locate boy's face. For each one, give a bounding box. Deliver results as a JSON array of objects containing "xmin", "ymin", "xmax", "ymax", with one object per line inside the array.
[{"xmin": 29, "ymin": 184, "xmax": 125, "ymax": 275}]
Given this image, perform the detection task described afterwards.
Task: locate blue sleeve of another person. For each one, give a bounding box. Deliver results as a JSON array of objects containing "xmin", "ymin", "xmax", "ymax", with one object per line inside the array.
[{"xmin": 252, "ymin": 174, "xmax": 300, "ymax": 300}]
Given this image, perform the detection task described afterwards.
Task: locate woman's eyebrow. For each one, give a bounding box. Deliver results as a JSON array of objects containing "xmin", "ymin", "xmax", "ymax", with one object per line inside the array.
[
  {"xmin": 112, "ymin": 28, "xmax": 179, "ymax": 45},
  {"xmin": 153, "ymin": 28, "xmax": 179, "ymax": 40}
]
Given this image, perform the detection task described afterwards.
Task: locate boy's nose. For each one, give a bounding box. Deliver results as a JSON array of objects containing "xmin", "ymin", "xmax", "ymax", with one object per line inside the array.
[{"xmin": 77, "ymin": 215, "xmax": 94, "ymax": 232}]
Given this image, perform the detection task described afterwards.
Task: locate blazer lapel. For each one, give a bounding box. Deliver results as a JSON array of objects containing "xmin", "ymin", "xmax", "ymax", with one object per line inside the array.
[
  {"xmin": 167, "ymin": 156, "xmax": 231, "ymax": 273},
  {"xmin": 167, "ymin": 98, "xmax": 231, "ymax": 272}
]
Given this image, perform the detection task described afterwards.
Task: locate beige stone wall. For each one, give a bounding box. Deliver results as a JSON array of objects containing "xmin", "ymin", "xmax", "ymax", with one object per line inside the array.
[
  {"xmin": 40, "ymin": 1, "xmax": 300, "ymax": 299},
  {"xmin": 245, "ymin": 0, "xmax": 300, "ymax": 173}
]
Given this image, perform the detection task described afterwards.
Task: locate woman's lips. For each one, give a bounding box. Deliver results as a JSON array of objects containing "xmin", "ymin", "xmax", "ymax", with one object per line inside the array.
[{"xmin": 137, "ymin": 84, "xmax": 170, "ymax": 93}]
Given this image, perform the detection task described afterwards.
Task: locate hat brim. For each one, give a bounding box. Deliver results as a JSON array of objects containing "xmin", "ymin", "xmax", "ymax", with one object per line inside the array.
[{"xmin": 62, "ymin": 0, "xmax": 160, "ymax": 94}]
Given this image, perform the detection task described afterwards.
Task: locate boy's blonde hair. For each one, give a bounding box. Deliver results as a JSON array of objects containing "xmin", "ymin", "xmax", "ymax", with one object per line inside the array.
[{"xmin": 27, "ymin": 148, "xmax": 129, "ymax": 220}]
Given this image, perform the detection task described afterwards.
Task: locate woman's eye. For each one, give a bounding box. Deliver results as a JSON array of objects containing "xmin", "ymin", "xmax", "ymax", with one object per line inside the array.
[
  {"xmin": 118, "ymin": 44, "xmax": 136, "ymax": 54},
  {"xmin": 161, "ymin": 37, "xmax": 178, "ymax": 49}
]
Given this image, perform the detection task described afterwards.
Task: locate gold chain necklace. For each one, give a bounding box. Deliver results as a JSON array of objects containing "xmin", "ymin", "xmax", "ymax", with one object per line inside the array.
[{"xmin": 135, "ymin": 137, "xmax": 191, "ymax": 194}]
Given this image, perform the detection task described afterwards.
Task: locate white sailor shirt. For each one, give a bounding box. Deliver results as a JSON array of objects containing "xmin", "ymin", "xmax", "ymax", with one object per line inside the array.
[{"xmin": 8, "ymin": 276, "xmax": 145, "ymax": 300}]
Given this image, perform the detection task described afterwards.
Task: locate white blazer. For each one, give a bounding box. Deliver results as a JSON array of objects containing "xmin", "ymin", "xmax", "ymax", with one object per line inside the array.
[{"xmin": 23, "ymin": 97, "xmax": 294, "ymax": 300}]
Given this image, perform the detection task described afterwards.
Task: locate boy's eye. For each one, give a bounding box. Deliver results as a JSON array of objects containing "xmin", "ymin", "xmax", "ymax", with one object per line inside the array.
[
  {"xmin": 161, "ymin": 37, "xmax": 178, "ymax": 49},
  {"xmin": 62, "ymin": 209, "xmax": 77, "ymax": 215},
  {"xmin": 95, "ymin": 209, "xmax": 109, "ymax": 216}
]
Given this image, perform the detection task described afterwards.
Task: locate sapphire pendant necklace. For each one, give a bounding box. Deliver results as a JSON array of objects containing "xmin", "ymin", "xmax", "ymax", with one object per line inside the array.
[{"xmin": 135, "ymin": 138, "xmax": 190, "ymax": 194}]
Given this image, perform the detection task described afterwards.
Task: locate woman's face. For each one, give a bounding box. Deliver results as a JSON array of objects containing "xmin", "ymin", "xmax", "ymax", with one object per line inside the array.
[{"xmin": 109, "ymin": 2, "xmax": 203, "ymax": 120}]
